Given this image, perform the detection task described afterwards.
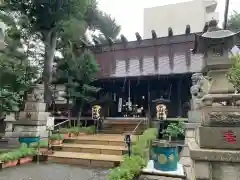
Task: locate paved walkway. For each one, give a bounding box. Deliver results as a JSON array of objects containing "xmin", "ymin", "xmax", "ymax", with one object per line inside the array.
[{"xmin": 0, "ymin": 163, "xmax": 108, "ymax": 180}]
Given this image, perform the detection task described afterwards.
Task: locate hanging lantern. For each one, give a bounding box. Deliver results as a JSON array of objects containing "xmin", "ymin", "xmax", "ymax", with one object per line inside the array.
[{"xmin": 156, "ymin": 104, "xmax": 168, "ymax": 120}]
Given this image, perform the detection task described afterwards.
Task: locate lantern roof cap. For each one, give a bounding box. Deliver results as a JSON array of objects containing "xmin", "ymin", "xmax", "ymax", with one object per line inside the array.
[
  {"xmin": 202, "ymin": 29, "xmax": 239, "ymax": 39},
  {"xmin": 201, "ymin": 19, "xmax": 239, "ymax": 39}
]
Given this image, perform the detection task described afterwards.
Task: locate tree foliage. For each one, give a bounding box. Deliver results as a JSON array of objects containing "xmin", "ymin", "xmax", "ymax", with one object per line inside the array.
[
  {"xmin": 55, "ymin": 47, "xmax": 100, "ymax": 122},
  {"xmin": 0, "ymin": 0, "xmax": 121, "ymax": 104},
  {"xmin": 227, "ymin": 55, "xmax": 240, "ymax": 92},
  {"xmin": 228, "ymin": 10, "xmax": 240, "ymax": 32},
  {"xmin": 0, "ymin": 13, "xmax": 38, "ymax": 117}
]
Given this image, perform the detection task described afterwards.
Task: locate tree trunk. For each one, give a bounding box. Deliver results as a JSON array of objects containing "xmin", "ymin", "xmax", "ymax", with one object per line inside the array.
[{"xmin": 42, "ymin": 30, "xmax": 57, "ymax": 105}]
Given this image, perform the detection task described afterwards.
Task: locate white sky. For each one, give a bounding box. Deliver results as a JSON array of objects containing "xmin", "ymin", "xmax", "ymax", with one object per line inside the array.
[{"xmin": 98, "ymin": 0, "xmax": 240, "ymax": 40}]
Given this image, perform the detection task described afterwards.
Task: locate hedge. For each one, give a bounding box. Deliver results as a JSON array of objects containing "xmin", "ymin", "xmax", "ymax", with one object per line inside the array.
[{"xmin": 107, "ymin": 128, "xmax": 157, "ymax": 180}]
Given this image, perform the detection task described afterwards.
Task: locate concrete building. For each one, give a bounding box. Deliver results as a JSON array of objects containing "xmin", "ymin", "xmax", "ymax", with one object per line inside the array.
[{"xmin": 143, "ymin": 0, "xmax": 219, "ymax": 38}]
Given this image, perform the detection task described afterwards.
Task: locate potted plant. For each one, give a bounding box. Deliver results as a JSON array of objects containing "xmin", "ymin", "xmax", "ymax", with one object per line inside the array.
[
  {"xmin": 69, "ymin": 127, "xmax": 80, "ymax": 137},
  {"xmin": 86, "ymin": 126, "xmax": 96, "ymax": 134},
  {"xmin": 19, "ymin": 147, "xmax": 37, "ymax": 164},
  {"xmin": 163, "ymin": 120, "xmax": 185, "ymax": 142},
  {"xmin": 0, "ymin": 151, "xmax": 20, "ymax": 168},
  {"xmin": 79, "ymin": 126, "xmax": 96, "ymax": 135},
  {"xmin": 49, "ymin": 134, "xmax": 64, "ymax": 145},
  {"xmin": 162, "ymin": 119, "xmax": 185, "ymax": 160},
  {"xmin": 30, "ymin": 140, "xmax": 48, "ymax": 153},
  {"xmin": 59, "ymin": 128, "xmax": 71, "ymax": 138}
]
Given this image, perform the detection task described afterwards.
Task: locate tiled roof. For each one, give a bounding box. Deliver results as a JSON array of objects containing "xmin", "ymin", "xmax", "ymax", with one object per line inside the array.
[{"xmin": 94, "ymin": 34, "xmax": 204, "ymax": 78}]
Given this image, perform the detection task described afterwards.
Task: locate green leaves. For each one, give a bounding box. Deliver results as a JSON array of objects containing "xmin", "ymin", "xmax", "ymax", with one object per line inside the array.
[
  {"xmin": 163, "ymin": 119, "xmax": 185, "ymax": 139},
  {"xmin": 227, "ymin": 55, "xmax": 240, "ymax": 91},
  {"xmin": 108, "ymin": 128, "xmax": 157, "ymax": 180},
  {"xmin": 228, "ymin": 10, "xmax": 240, "ymax": 32},
  {"xmin": 0, "ymin": 10, "xmax": 39, "ymax": 116},
  {"xmin": 0, "ymin": 88, "xmax": 20, "ymax": 116},
  {"xmin": 55, "ymin": 49, "xmax": 100, "ymax": 106}
]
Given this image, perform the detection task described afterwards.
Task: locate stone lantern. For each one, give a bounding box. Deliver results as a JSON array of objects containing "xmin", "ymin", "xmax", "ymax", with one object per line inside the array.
[
  {"xmin": 194, "ymin": 20, "xmax": 237, "ymax": 95},
  {"xmin": 188, "ymin": 20, "xmax": 240, "ymax": 180}
]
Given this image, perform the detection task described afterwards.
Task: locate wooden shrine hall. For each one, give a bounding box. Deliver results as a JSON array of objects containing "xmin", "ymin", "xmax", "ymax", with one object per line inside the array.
[
  {"xmin": 53, "ymin": 24, "xmax": 240, "ymax": 122},
  {"xmin": 82, "ymin": 26, "xmax": 205, "ymax": 120}
]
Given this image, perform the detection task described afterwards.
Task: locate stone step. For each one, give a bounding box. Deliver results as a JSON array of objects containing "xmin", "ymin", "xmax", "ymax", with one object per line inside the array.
[
  {"xmin": 48, "ymin": 151, "xmax": 123, "ymax": 168},
  {"xmin": 64, "ymin": 134, "xmax": 136, "ymax": 146},
  {"xmin": 101, "ymin": 130, "xmax": 143, "ymax": 135},
  {"xmin": 54, "ymin": 143, "xmax": 127, "ymax": 155}
]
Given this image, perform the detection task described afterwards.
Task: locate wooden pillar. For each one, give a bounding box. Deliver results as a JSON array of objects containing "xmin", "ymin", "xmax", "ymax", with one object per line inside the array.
[
  {"xmin": 147, "ymin": 81, "xmax": 151, "ymax": 127},
  {"xmin": 177, "ymin": 77, "xmax": 182, "ymax": 117}
]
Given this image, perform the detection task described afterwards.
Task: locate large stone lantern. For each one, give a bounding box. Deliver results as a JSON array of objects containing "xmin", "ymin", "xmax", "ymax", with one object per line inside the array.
[
  {"xmin": 188, "ymin": 20, "xmax": 240, "ymax": 180},
  {"xmin": 194, "ymin": 20, "xmax": 238, "ymax": 95}
]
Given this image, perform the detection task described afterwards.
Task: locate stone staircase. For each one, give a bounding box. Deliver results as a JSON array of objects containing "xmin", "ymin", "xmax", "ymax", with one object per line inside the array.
[
  {"xmin": 49, "ymin": 134, "xmax": 137, "ymax": 168},
  {"xmin": 101, "ymin": 118, "xmax": 147, "ymax": 135}
]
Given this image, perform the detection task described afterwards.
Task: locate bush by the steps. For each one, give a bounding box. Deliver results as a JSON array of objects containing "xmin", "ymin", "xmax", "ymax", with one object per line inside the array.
[{"xmin": 107, "ymin": 128, "xmax": 157, "ymax": 180}]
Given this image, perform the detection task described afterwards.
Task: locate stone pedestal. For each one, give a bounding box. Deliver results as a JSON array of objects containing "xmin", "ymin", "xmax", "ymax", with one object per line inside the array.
[
  {"xmin": 182, "ymin": 123, "xmax": 200, "ymax": 158},
  {"xmin": 189, "ymin": 106, "xmax": 240, "ymax": 180},
  {"xmin": 12, "ymin": 84, "xmax": 50, "ymax": 139},
  {"xmin": 188, "ymin": 110, "xmax": 202, "ymax": 123},
  {"xmin": 3, "ymin": 113, "xmax": 16, "ymax": 138},
  {"xmin": 189, "ymin": 140, "xmax": 240, "ymax": 180}
]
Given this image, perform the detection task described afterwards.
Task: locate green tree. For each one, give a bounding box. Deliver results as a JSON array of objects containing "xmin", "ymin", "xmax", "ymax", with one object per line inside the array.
[
  {"xmin": 0, "ymin": 0, "xmax": 91, "ymax": 103},
  {"xmin": 0, "ymin": 13, "xmax": 38, "ymax": 117},
  {"xmin": 228, "ymin": 10, "xmax": 240, "ymax": 32},
  {"xmin": 91, "ymin": 12, "xmax": 121, "ymax": 44},
  {"xmin": 0, "ymin": 0, "xmax": 121, "ymax": 104},
  {"xmin": 55, "ymin": 47, "xmax": 100, "ymax": 125},
  {"xmin": 227, "ymin": 55, "xmax": 240, "ymax": 92}
]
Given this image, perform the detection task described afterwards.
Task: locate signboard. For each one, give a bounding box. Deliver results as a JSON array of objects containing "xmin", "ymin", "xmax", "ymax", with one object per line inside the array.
[
  {"xmin": 92, "ymin": 105, "xmax": 101, "ymax": 120},
  {"xmin": 46, "ymin": 117, "xmax": 55, "ymax": 130}
]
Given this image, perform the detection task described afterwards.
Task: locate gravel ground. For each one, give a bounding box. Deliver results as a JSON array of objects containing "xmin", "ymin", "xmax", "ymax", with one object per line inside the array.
[{"xmin": 0, "ymin": 163, "xmax": 109, "ymax": 180}]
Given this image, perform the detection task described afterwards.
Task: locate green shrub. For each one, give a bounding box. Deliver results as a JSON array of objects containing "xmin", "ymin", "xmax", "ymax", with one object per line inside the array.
[
  {"xmin": 59, "ymin": 128, "xmax": 70, "ymax": 134},
  {"xmin": 108, "ymin": 128, "xmax": 157, "ymax": 180},
  {"xmin": 18, "ymin": 147, "xmax": 37, "ymax": 157},
  {"xmin": 30, "ymin": 140, "xmax": 48, "ymax": 148},
  {"xmin": 0, "ymin": 147, "xmax": 38, "ymax": 162},
  {"xmin": 163, "ymin": 119, "xmax": 185, "ymax": 140},
  {"xmin": 69, "ymin": 127, "xmax": 81, "ymax": 135},
  {"xmin": 50, "ymin": 134, "xmax": 64, "ymax": 141},
  {"xmin": 81, "ymin": 126, "xmax": 96, "ymax": 134}
]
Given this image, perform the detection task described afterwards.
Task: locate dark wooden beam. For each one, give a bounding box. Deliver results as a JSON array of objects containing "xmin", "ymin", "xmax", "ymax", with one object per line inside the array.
[
  {"xmin": 135, "ymin": 32, "xmax": 142, "ymax": 42},
  {"xmin": 92, "ymin": 33, "xmax": 196, "ymax": 53},
  {"xmin": 168, "ymin": 27, "xmax": 173, "ymax": 36},
  {"xmin": 121, "ymin": 35, "xmax": 128, "ymax": 44},
  {"xmin": 107, "ymin": 37, "xmax": 113, "ymax": 46},
  {"xmin": 151, "ymin": 30, "xmax": 157, "ymax": 39},
  {"xmin": 185, "ymin": 25, "xmax": 191, "ymax": 34}
]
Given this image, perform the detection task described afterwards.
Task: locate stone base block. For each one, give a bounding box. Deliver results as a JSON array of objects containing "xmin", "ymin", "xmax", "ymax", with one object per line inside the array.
[
  {"xmin": 13, "ymin": 120, "xmax": 47, "ymax": 126},
  {"xmin": 181, "ymin": 146, "xmax": 190, "ymax": 157},
  {"xmin": 14, "ymin": 125, "xmax": 47, "ymax": 132},
  {"xmin": 201, "ymin": 107, "xmax": 240, "ymax": 127},
  {"xmin": 189, "ymin": 140, "xmax": 240, "ymax": 180},
  {"xmin": 25, "ymin": 102, "xmax": 46, "ymax": 112},
  {"xmin": 198, "ymin": 126, "xmax": 240, "ymax": 150},
  {"xmin": 12, "ymin": 130, "xmax": 48, "ymax": 138},
  {"xmin": 189, "ymin": 140, "xmax": 240, "ymax": 163},
  {"xmin": 19, "ymin": 112, "xmax": 50, "ymax": 121},
  {"xmin": 188, "ymin": 110, "xmax": 202, "ymax": 123}
]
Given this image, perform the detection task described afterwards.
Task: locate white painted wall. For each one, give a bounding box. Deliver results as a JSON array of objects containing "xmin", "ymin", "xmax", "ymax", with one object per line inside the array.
[{"xmin": 143, "ymin": 0, "xmax": 219, "ymax": 38}]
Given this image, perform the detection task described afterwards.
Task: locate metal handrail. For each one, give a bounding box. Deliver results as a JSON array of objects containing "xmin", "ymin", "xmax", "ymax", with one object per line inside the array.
[
  {"xmin": 130, "ymin": 117, "xmax": 148, "ymax": 136},
  {"xmin": 54, "ymin": 119, "xmax": 70, "ymax": 128}
]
